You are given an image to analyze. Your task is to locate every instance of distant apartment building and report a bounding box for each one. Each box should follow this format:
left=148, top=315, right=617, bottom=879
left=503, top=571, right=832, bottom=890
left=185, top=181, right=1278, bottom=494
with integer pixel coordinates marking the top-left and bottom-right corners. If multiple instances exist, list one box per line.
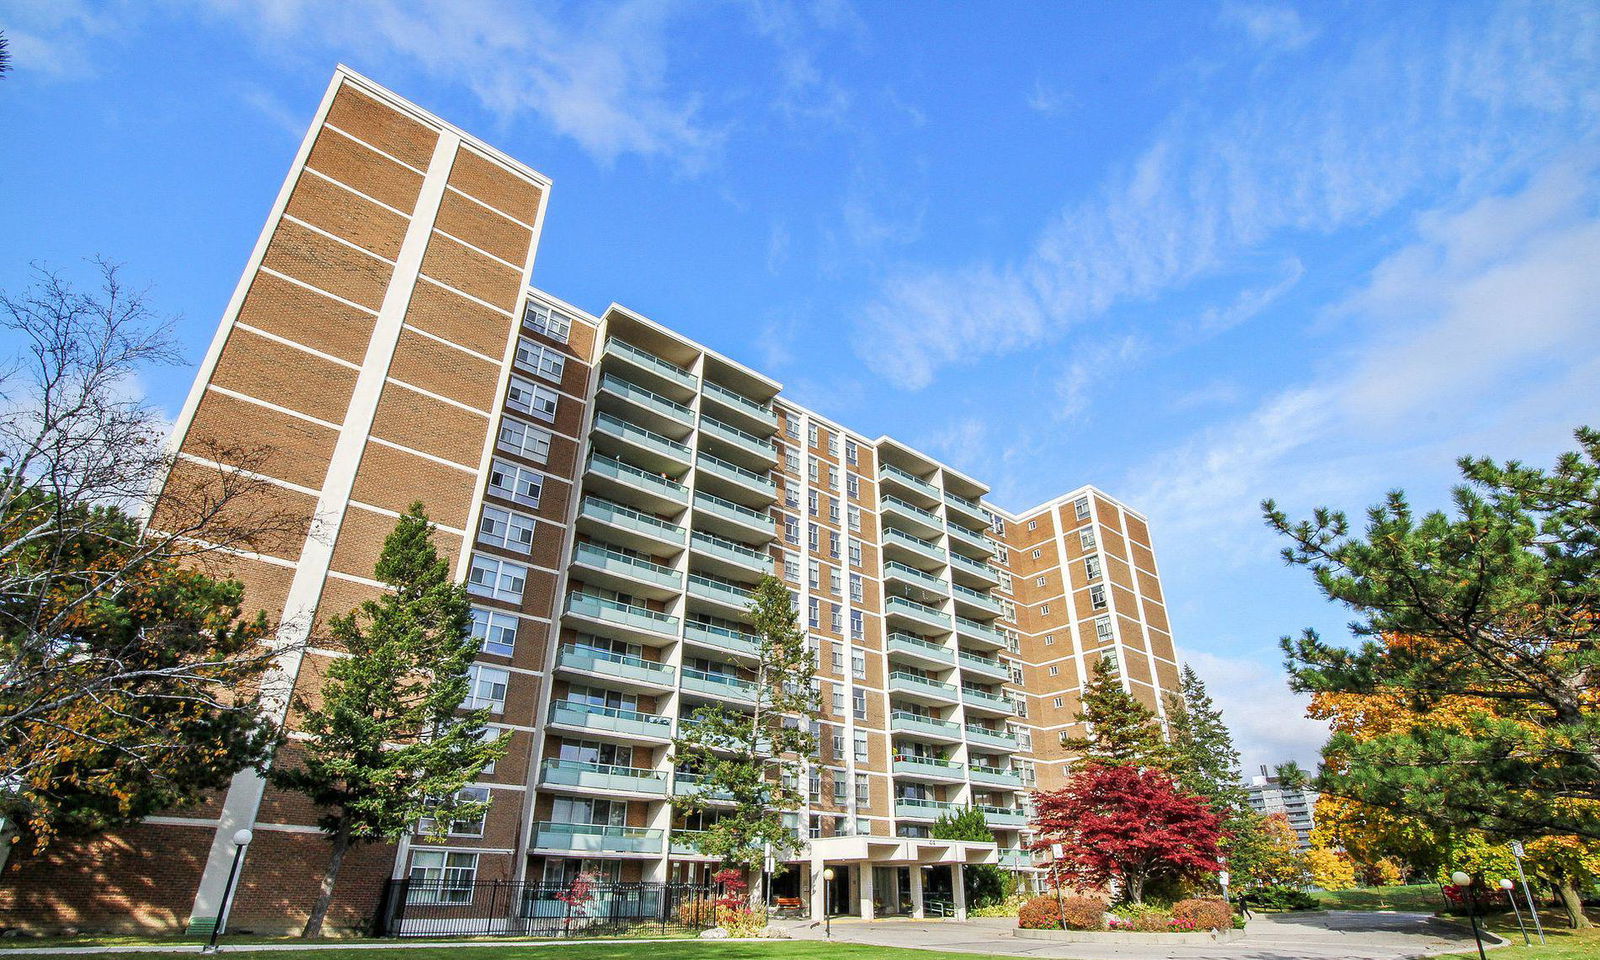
left=0, top=67, right=1181, bottom=933
left=1246, top=767, right=1319, bottom=848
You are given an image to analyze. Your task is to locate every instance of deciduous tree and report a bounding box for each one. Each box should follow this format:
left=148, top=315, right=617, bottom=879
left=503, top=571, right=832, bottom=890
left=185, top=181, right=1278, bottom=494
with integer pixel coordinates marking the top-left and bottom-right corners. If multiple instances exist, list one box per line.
left=931, top=805, right=1007, bottom=907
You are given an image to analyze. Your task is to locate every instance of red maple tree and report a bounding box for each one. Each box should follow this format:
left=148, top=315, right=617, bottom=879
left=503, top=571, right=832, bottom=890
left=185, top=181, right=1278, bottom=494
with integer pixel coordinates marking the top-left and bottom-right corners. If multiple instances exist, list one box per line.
left=1030, top=761, right=1224, bottom=903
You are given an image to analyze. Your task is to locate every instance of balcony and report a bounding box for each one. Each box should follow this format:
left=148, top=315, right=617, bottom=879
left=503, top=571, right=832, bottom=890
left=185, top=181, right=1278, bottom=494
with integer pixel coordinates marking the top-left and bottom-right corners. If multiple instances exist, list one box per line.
left=678, top=715, right=768, bottom=754
left=548, top=699, right=674, bottom=742
left=683, top=619, right=761, bottom=660
left=952, top=582, right=1002, bottom=618
left=946, top=522, right=995, bottom=560
left=892, top=754, right=966, bottom=782
left=886, top=596, right=952, bottom=632
left=603, top=338, right=696, bottom=396
left=555, top=644, right=675, bottom=691
left=948, top=550, right=1000, bottom=588
left=879, top=463, right=940, bottom=504
left=955, top=616, right=1008, bottom=650
left=564, top=592, right=679, bottom=645
left=944, top=492, right=989, bottom=531
left=882, top=527, right=945, bottom=570
left=962, top=685, right=1013, bottom=716
left=887, top=632, right=956, bottom=668
left=541, top=758, right=668, bottom=797
left=572, top=541, right=682, bottom=599
left=670, top=829, right=711, bottom=857
left=591, top=412, right=692, bottom=474
left=957, top=649, right=1009, bottom=682
left=978, top=805, right=1028, bottom=828
left=689, top=531, right=772, bottom=581
left=692, top=492, right=774, bottom=543
left=672, top=772, right=734, bottom=802
left=889, top=671, right=960, bottom=705
left=883, top=560, right=949, bottom=596
left=890, top=711, right=963, bottom=743
left=965, top=724, right=1019, bottom=751
left=701, top=380, right=778, bottom=433
left=895, top=797, right=958, bottom=821
left=881, top=495, right=943, bottom=539
left=997, top=848, right=1036, bottom=869
left=687, top=573, right=754, bottom=617
left=698, top=416, right=777, bottom=469
left=695, top=453, right=776, bottom=507
left=585, top=453, right=689, bottom=514
left=533, top=820, right=664, bottom=856
left=968, top=764, right=1024, bottom=789
left=577, top=496, right=687, bottom=554
left=596, top=372, right=694, bottom=435
left=681, top=667, right=758, bottom=704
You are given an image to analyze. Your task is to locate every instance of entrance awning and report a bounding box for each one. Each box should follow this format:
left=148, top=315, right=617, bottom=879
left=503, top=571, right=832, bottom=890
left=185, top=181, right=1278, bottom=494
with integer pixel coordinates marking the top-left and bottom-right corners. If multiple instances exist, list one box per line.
left=799, top=836, right=999, bottom=865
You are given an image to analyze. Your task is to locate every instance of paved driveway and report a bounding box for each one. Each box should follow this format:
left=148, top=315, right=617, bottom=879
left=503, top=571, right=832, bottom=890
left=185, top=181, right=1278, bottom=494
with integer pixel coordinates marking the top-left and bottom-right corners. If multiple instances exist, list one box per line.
left=778, top=911, right=1494, bottom=959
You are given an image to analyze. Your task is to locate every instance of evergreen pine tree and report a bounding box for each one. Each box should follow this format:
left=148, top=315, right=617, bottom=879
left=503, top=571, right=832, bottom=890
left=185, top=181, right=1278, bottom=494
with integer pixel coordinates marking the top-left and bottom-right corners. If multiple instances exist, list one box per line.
left=1163, top=666, right=1246, bottom=810
left=1059, top=655, right=1169, bottom=768
left=271, top=504, right=506, bottom=937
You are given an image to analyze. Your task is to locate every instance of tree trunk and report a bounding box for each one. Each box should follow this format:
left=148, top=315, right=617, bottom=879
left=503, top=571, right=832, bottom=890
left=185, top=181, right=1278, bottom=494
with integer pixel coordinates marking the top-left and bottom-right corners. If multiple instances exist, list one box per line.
left=1126, top=873, right=1144, bottom=905
left=302, top=825, right=352, bottom=938
left=1555, top=874, right=1591, bottom=929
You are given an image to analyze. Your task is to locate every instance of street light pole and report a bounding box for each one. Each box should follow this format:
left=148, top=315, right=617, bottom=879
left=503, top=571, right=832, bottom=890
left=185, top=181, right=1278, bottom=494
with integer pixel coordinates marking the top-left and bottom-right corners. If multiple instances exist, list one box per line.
left=822, top=867, right=835, bottom=939
left=203, top=829, right=254, bottom=954
left=1498, top=879, right=1531, bottom=946
left=1451, top=871, right=1488, bottom=960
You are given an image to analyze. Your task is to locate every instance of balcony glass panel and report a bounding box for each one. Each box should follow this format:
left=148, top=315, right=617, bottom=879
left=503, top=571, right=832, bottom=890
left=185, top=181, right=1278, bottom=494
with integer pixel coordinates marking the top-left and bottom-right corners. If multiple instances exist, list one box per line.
left=890, top=711, right=962, bottom=739
left=701, top=380, right=777, bottom=426
left=604, top=339, right=695, bottom=389
left=696, top=453, right=776, bottom=493
left=541, top=758, right=668, bottom=795
left=586, top=453, right=689, bottom=502
left=556, top=644, right=675, bottom=686
left=548, top=699, right=673, bottom=739
left=955, top=616, right=1007, bottom=647
left=895, top=797, right=958, bottom=819
left=683, top=619, right=760, bottom=657
left=889, top=671, right=959, bottom=700
left=533, top=820, right=664, bottom=855
left=883, top=561, right=949, bottom=593
left=593, top=412, right=691, bottom=460
left=892, top=754, right=965, bottom=778
left=598, top=373, right=694, bottom=424
left=573, top=541, right=682, bottom=589
left=879, top=463, right=939, bottom=498
left=977, top=805, right=1028, bottom=827
left=886, top=596, right=952, bottom=629
left=565, top=592, right=679, bottom=637
left=965, top=724, right=1020, bottom=750
left=579, top=497, right=687, bottom=544
left=681, top=667, right=758, bottom=702
left=690, top=531, right=772, bottom=573
left=887, top=632, right=956, bottom=665
left=968, top=764, right=1024, bottom=788
left=957, top=649, right=1008, bottom=679
left=699, top=416, right=777, bottom=459
left=688, top=573, right=754, bottom=609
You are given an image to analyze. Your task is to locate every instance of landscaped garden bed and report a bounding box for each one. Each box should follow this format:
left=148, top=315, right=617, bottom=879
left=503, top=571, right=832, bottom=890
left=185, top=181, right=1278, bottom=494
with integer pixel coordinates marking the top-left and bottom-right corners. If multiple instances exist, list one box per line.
left=1013, top=893, right=1243, bottom=940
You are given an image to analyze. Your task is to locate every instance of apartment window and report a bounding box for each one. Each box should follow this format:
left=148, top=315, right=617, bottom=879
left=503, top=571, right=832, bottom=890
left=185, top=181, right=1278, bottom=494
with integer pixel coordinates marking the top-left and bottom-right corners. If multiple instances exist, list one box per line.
left=995, top=545, right=1009, bottom=563
left=829, top=496, right=840, bottom=523
left=468, top=554, right=527, bottom=602
left=809, top=773, right=821, bottom=803
left=1090, top=585, right=1108, bottom=609
left=808, top=523, right=820, bottom=550
left=1043, top=634, right=1054, bottom=646
left=848, top=506, right=861, bottom=532
left=408, top=850, right=478, bottom=904
left=1079, top=528, right=1097, bottom=551
left=827, top=434, right=839, bottom=458
left=809, top=560, right=821, bottom=590
left=1035, top=576, right=1046, bottom=587
left=1041, top=604, right=1050, bottom=615
left=846, top=475, right=859, bottom=499
left=497, top=417, right=552, bottom=464
left=808, top=423, right=819, bottom=447
left=1010, top=665, right=1024, bottom=684
left=470, top=608, right=519, bottom=657
left=419, top=786, right=490, bottom=838
left=808, top=596, right=820, bottom=628
left=784, top=516, right=800, bottom=545
left=1018, top=732, right=1034, bottom=754
left=1048, top=665, right=1060, bottom=677
left=525, top=302, right=571, bottom=342
left=1074, top=496, right=1090, bottom=520
left=479, top=505, right=535, bottom=553
left=489, top=459, right=543, bottom=508
left=465, top=665, right=509, bottom=713
left=478, top=727, right=503, bottom=774
left=825, top=464, right=836, bottom=490
left=833, top=777, right=848, bottom=805
left=998, top=571, right=1013, bottom=593
left=850, top=574, right=864, bottom=602
left=990, top=515, right=1005, bottom=536
left=854, top=731, right=869, bottom=761
left=852, top=648, right=866, bottom=680
left=832, top=690, right=845, bottom=715
left=830, top=603, right=843, bottom=633
left=829, top=569, right=841, bottom=595
left=833, top=733, right=845, bottom=757
left=845, top=439, right=858, bottom=464
left=808, top=490, right=819, bottom=517
left=808, top=457, right=820, bottom=482
left=1085, top=556, right=1103, bottom=581
left=849, top=538, right=863, bottom=565
left=784, top=482, right=800, bottom=509
left=1027, top=520, right=1038, bottom=531
left=1014, top=698, right=1028, bottom=718
left=832, top=645, right=845, bottom=672
left=856, top=778, right=870, bottom=803
left=786, top=450, right=800, bottom=474
left=1031, top=549, right=1041, bottom=559
left=515, top=336, right=566, bottom=381
left=1095, top=616, right=1114, bottom=641
left=829, top=531, right=841, bottom=558
left=506, top=376, right=559, bottom=422
left=1052, top=697, right=1064, bottom=708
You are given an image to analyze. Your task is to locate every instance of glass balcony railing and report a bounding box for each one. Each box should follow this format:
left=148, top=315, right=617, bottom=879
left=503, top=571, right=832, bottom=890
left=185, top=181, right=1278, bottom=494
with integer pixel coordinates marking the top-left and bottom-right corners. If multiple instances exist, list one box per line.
left=962, top=686, right=1013, bottom=711
left=892, top=754, right=965, bottom=779
left=883, top=527, right=945, bottom=563
left=693, top=491, right=773, bottom=536
left=895, top=797, right=958, bottom=819
left=952, top=582, right=1002, bottom=614
left=672, top=772, right=734, bottom=801
left=598, top=373, right=694, bottom=425
left=683, top=619, right=761, bottom=657
left=556, top=644, right=675, bottom=686
left=997, top=848, right=1035, bottom=869
left=957, top=649, right=1009, bottom=680
left=968, top=764, right=1024, bottom=789
left=690, top=531, right=772, bottom=574
left=889, top=671, right=960, bottom=701
left=687, top=573, right=753, bottom=610
left=533, top=820, right=664, bottom=855
left=593, top=412, right=692, bottom=462
left=965, top=724, right=1020, bottom=750
left=879, top=463, right=939, bottom=499
left=887, top=632, right=956, bottom=665
left=548, top=699, right=673, bottom=740
left=565, top=592, right=679, bottom=637
left=946, top=522, right=995, bottom=557
left=883, top=561, right=949, bottom=594
left=882, top=494, right=942, bottom=527
left=890, top=711, right=962, bottom=739
left=701, top=380, right=777, bottom=428
left=541, top=758, right=668, bottom=795
left=699, top=416, right=777, bottom=460
left=585, top=453, right=689, bottom=503
left=579, top=496, right=687, bottom=544
left=696, top=453, right=776, bottom=495
left=681, top=667, right=758, bottom=702
left=573, top=541, right=682, bottom=590
left=670, top=828, right=709, bottom=856
left=977, top=804, right=1028, bottom=827
left=948, top=550, right=999, bottom=581
left=955, top=616, right=1007, bottom=647
left=604, top=338, right=696, bottom=390
left=886, top=595, right=952, bottom=629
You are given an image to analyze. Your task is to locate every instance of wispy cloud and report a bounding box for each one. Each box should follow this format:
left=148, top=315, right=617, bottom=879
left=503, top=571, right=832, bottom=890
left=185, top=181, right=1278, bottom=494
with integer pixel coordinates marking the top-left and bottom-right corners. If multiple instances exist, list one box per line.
left=1027, top=77, right=1073, bottom=117
left=1218, top=2, right=1319, bottom=52
left=1181, top=650, right=1329, bottom=773
left=856, top=2, right=1600, bottom=389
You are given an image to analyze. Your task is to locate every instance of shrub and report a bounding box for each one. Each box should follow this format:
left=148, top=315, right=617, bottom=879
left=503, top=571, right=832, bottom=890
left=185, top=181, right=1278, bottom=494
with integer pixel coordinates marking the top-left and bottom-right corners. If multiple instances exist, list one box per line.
left=1171, top=898, right=1232, bottom=930
left=1111, top=903, right=1171, bottom=932
left=972, top=894, right=1028, bottom=918
left=1249, top=885, right=1318, bottom=911
left=1058, top=896, right=1106, bottom=930
left=1017, top=895, right=1063, bottom=929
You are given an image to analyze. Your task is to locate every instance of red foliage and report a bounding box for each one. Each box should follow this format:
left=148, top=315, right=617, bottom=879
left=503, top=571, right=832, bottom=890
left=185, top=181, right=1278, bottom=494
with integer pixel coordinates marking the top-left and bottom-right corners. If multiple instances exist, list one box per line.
left=1029, top=762, right=1224, bottom=902
left=713, top=867, right=748, bottom=909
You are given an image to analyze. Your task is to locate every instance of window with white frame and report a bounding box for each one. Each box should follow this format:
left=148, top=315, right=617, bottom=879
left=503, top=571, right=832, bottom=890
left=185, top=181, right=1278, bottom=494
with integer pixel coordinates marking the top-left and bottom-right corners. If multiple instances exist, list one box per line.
left=418, top=786, right=491, bottom=837
left=808, top=523, right=820, bottom=550
left=786, top=450, right=800, bottom=474
left=407, top=850, right=478, bottom=904
left=1010, top=665, right=1025, bottom=684
left=827, top=434, right=839, bottom=458
left=852, top=648, right=866, bottom=680
left=785, top=415, right=800, bottom=440
left=808, top=596, right=820, bottom=628
left=854, top=730, right=869, bottom=761
left=515, top=337, right=566, bottom=382
left=506, top=376, right=559, bottom=422
left=1090, top=584, right=1108, bottom=609
left=525, top=302, right=571, bottom=342
left=829, top=496, right=840, bottom=522
left=488, top=459, right=543, bottom=508
left=829, top=568, right=841, bottom=595
left=808, top=489, right=819, bottom=517
left=832, top=689, right=845, bottom=715
left=848, top=506, right=861, bottom=532
left=471, top=607, right=519, bottom=657
left=1052, top=696, right=1064, bottom=708
left=829, top=531, right=840, bottom=558
left=1035, top=576, right=1046, bottom=587
left=465, top=664, right=509, bottom=713
left=1085, top=555, right=1102, bottom=581
left=830, top=603, right=842, bottom=632
left=808, top=457, right=820, bottom=482
left=849, top=608, right=863, bottom=637
left=845, top=439, right=858, bottom=464
left=1074, top=496, right=1090, bottom=520
left=808, top=423, right=819, bottom=447
left=846, top=475, right=859, bottom=499
left=1095, top=616, right=1114, bottom=641
left=784, top=552, right=800, bottom=583
left=809, top=559, right=822, bottom=590
left=478, top=726, right=503, bottom=774
left=468, top=554, right=527, bottom=602
left=990, top=514, right=1005, bottom=535
left=855, top=777, right=870, bottom=803
left=997, top=571, right=1013, bottom=593
left=1040, top=603, right=1050, bottom=615
left=1079, top=528, right=1097, bottom=551
left=1048, top=665, right=1059, bottom=676
left=850, top=573, right=863, bottom=602
left=479, top=505, right=535, bottom=553
left=1031, top=548, right=1041, bottom=559
left=831, top=645, right=845, bottom=672
left=784, top=516, right=800, bottom=545
left=497, top=417, right=552, bottom=464
left=1013, top=698, right=1028, bottom=718
left=1027, top=520, right=1038, bottom=531
left=1043, top=634, right=1054, bottom=646
left=833, top=776, right=848, bottom=804
left=995, top=545, right=1009, bottom=563
left=848, top=538, right=862, bottom=565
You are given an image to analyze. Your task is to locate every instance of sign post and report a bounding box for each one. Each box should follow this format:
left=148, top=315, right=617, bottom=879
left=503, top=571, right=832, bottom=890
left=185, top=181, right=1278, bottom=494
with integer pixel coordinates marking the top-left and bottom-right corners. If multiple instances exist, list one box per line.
left=1509, top=841, right=1545, bottom=944
left=1051, top=843, right=1065, bottom=930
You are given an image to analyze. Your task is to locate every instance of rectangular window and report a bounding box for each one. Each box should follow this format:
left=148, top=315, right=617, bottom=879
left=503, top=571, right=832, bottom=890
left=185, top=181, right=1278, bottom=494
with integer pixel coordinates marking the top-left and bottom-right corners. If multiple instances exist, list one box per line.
left=785, top=416, right=800, bottom=440
left=808, top=523, right=820, bottom=551
left=497, top=417, right=552, bottom=464
left=829, top=496, right=840, bottom=522
left=848, top=506, right=861, bottom=532
left=848, top=538, right=862, bottom=565
left=998, top=571, right=1013, bottom=593
left=830, top=603, right=842, bottom=633
left=785, top=450, right=800, bottom=474
left=850, top=574, right=864, bottom=602
left=1027, top=520, right=1038, bottom=531
left=1031, top=549, right=1041, bottom=559
left=832, top=689, right=845, bottom=714
left=832, top=776, right=848, bottom=804
left=1014, top=698, right=1028, bottom=718
left=479, top=505, right=535, bottom=553
left=506, top=375, right=559, bottom=422
left=1048, top=665, right=1060, bottom=677
left=468, top=554, right=527, bottom=602
left=808, top=457, right=820, bottom=482
left=828, top=531, right=841, bottom=558
left=854, top=730, right=869, bottom=761
left=990, top=515, right=1005, bottom=536
left=1035, top=576, right=1046, bottom=587
left=829, top=569, right=841, bottom=596
left=515, top=336, right=566, bottom=382
left=784, top=516, right=800, bottom=545
left=1085, top=555, right=1102, bottom=581
left=1095, top=616, right=1114, bottom=641
left=845, top=439, right=858, bottom=464
left=1074, top=496, right=1091, bottom=520
left=407, top=850, right=479, bottom=904
left=808, top=423, right=819, bottom=447
left=1010, top=665, right=1024, bottom=684
left=465, top=664, right=509, bottom=713
left=808, top=489, right=819, bottom=517
left=809, top=773, right=821, bottom=803
left=525, top=302, right=571, bottom=342
left=419, top=786, right=491, bottom=837
left=856, top=778, right=870, bottom=803
left=995, top=545, right=1009, bottom=563
left=809, top=560, right=822, bottom=590
left=470, top=608, right=519, bottom=657
left=784, top=552, right=800, bottom=583
left=1079, top=528, right=1097, bottom=551
left=1041, top=603, right=1050, bottom=615
left=852, top=648, right=866, bottom=680
left=489, top=459, right=543, bottom=508
left=846, top=475, right=860, bottom=499
left=783, top=481, right=799, bottom=510
left=827, top=434, right=839, bottom=458
left=1090, top=584, right=1108, bottom=609
left=1043, top=634, right=1054, bottom=646
left=833, top=733, right=845, bottom=757
left=831, top=646, right=844, bottom=672
left=1052, top=697, right=1064, bottom=708
left=808, top=596, right=820, bottom=628
left=849, top=608, right=863, bottom=636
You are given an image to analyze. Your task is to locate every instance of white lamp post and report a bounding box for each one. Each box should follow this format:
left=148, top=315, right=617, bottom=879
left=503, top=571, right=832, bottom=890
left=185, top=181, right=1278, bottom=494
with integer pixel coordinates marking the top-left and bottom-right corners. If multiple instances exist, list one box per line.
left=1451, top=871, right=1488, bottom=960
left=822, top=867, right=835, bottom=938
left=204, top=829, right=254, bottom=953
left=1499, top=878, right=1530, bottom=945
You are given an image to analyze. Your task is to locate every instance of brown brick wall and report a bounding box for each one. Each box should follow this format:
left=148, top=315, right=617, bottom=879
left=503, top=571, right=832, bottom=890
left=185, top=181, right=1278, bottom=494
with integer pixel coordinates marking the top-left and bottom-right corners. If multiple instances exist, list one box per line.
left=435, top=189, right=532, bottom=265
left=209, top=327, right=360, bottom=425
left=368, top=383, right=490, bottom=468
left=235, top=273, right=378, bottom=365
left=386, top=328, right=500, bottom=412
left=403, top=279, right=514, bottom=357
left=227, top=831, right=396, bottom=935
left=181, top=392, right=338, bottom=491
left=305, top=127, right=424, bottom=214
left=324, top=85, right=437, bottom=171
left=330, top=504, right=465, bottom=583
left=419, top=232, right=522, bottom=311
left=283, top=172, right=408, bottom=261
left=446, top=147, right=543, bottom=225
left=261, top=220, right=393, bottom=312
left=349, top=444, right=478, bottom=529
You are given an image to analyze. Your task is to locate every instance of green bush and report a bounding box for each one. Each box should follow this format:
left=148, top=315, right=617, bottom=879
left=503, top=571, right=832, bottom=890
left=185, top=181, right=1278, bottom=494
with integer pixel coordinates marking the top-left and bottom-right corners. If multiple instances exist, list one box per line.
left=1110, top=903, right=1171, bottom=931
left=1171, top=898, right=1232, bottom=930
left=1248, top=885, right=1319, bottom=911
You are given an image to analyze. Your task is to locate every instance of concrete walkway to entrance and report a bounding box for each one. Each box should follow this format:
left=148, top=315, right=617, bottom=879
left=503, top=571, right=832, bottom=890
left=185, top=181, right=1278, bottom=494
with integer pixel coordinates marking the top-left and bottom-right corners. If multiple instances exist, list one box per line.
left=776, top=911, right=1496, bottom=959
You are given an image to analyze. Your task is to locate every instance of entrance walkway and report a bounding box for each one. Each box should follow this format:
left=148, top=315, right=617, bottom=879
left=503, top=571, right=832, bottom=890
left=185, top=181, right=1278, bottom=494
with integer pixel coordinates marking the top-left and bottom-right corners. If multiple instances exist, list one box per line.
left=776, top=911, right=1496, bottom=959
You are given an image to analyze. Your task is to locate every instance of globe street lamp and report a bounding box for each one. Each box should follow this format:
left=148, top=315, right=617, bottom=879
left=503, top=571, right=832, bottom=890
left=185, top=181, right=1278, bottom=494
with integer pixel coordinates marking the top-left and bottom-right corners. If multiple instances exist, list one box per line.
left=1499, top=879, right=1531, bottom=945
left=204, top=829, right=254, bottom=953
left=822, top=868, right=835, bottom=939
left=1451, top=871, right=1488, bottom=960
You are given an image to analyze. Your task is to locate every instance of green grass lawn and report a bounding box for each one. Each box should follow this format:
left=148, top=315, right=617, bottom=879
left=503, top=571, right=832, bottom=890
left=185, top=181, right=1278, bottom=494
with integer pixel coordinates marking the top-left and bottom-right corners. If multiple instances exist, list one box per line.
left=1312, top=883, right=1446, bottom=912
left=25, top=946, right=1015, bottom=960
left=1435, top=908, right=1600, bottom=960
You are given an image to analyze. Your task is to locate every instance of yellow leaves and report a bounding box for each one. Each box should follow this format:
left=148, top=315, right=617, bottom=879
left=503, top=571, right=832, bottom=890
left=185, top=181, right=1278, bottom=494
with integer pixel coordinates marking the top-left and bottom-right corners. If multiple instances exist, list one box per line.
left=1306, top=847, right=1358, bottom=890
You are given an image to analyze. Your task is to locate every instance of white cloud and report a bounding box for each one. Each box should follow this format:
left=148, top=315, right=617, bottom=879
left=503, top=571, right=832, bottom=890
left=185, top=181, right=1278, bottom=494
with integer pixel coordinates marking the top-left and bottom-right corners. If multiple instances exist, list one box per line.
left=1218, top=2, right=1319, bottom=52
left=856, top=3, right=1600, bottom=389
left=1180, top=650, right=1329, bottom=774
left=1028, top=77, right=1073, bottom=117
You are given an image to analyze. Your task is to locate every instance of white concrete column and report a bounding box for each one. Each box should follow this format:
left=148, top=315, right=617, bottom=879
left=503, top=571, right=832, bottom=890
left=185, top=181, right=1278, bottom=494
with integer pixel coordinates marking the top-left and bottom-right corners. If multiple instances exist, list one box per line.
left=909, top=865, right=925, bottom=919
left=858, top=862, right=875, bottom=920
left=952, top=864, right=967, bottom=921
left=809, top=856, right=826, bottom=920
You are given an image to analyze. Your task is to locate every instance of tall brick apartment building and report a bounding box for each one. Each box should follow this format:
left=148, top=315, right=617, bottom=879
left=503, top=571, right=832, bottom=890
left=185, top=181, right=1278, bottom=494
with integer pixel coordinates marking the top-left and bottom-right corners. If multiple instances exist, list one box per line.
left=1, top=67, right=1180, bottom=933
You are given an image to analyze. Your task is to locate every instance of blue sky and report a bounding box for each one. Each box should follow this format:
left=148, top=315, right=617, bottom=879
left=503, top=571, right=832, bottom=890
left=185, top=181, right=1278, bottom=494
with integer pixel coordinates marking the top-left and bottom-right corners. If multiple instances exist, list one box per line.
left=4, top=0, right=1599, bottom=774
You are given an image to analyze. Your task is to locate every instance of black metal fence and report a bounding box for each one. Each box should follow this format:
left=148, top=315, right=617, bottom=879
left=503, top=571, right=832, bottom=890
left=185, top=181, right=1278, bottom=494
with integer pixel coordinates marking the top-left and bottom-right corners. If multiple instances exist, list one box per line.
left=376, top=879, right=721, bottom=938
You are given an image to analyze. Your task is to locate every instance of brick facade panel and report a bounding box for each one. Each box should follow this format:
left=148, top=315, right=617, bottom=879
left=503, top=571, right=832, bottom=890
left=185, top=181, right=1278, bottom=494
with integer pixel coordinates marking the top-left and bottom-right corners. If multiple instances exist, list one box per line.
left=446, top=147, right=543, bottom=226
left=330, top=504, right=463, bottom=583
left=210, top=328, right=360, bottom=426
left=182, top=392, right=337, bottom=492
left=325, top=85, right=438, bottom=171
left=153, top=460, right=317, bottom=563
left=261, top=219, right=393, bottom=312
left=419, top=233, right=522, bottom=312
left=403, top=279, right=514, bottom=358
left=227, top=830, right=396, bottom=935
left=236, top=273, right=378, bottom=365
left=435, top=188, right=532, bottom=266
left=305, top=127, right=424, bottom=214
left=369, top=384, right=491, bottom=468
left=350, top=444, right=478, bottom=531
left=284, top=171, right=408, bottom=261
left=386, top=328, right=500, bottom=412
